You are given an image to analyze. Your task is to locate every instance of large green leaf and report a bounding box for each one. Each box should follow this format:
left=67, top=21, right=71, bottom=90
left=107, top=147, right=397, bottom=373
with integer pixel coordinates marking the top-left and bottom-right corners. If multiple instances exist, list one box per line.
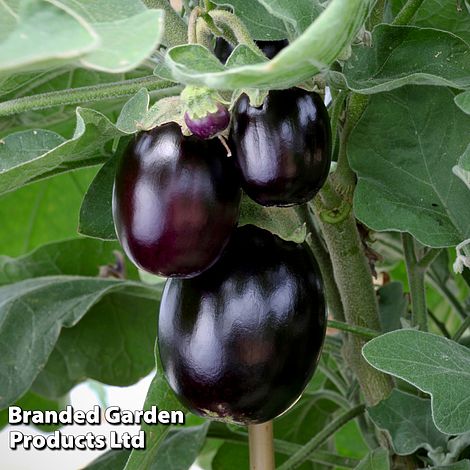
left=0, top=237, right=138, bottom=284
left=339, top=25, right=470, bottom=94
left=210, top=0, right=288, bottom=40
left=0, top=0, right=97, bottom=73
left=354, top=449, right=390, bottom=470
left=164, top=0, right=373, bottom=90
left=32, top=290, right=159, bottom=397
left=377, top=282, right=408, bottom=332
left=0, top=0, right=163, bottom=74
left=148, top=423, right=210, bottom=470
left=368, top=389, right=448, bottom=455
left=0, top=167, right=97, bottom=256
left=0, top=107, right=125, bottom=196
left=86, top=449, right=131, bottom=470
left=255, top=0, right=324, bottom=36
left=391, top=0, right=470, bottom=43
left=0, top=275, right=159, bottom=409
left=363, top=330, right=470, bottom=434
left=350, top=86, right=470, bottom=247
left=124, top=373, right=187, bottom=470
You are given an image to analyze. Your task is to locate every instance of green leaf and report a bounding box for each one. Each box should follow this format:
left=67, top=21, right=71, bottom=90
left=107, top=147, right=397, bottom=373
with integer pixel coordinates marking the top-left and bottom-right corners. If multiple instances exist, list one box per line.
left=339, top=25, right=470, bottom=94
left=255, top=0, right=324, bottom=36
left=455, top=91, right=470, bottom=115
left=362, top=330, right=470, bottom=434
left=392, top=0, right=470, bottom=44
left=368, top=389, right=448, bottom=455
left=0, top=0, right=98, bottom=74
left=0, top=275, right=158, bottom=409
left=85, top=449, right=131, bottom=469
left=354, top=448, right=390, bottom=470
left=0, top=237, right=138, bottom=284
left=79, top=158, right=119, bottom=240
left=0, top=390, right=68, bottom=432
left=0, top=167, right=97, bottom=256
left=350, top=86, right=470, bottom=247
left=165, top=0, right=373, bottom=90
left=149, top=423, right=210, bottom=470
left=32, top=289, right=160, bottom=397
left=0, top=107, right=125, bottom=196
left=124, top=373, right=187, bottom=470
left=0, top=0, right=164, bottom=74
left=239, top=196, right=306, bottom=243
left=452, top=144, right=470, bottom=193
left=210, top=0, right=288, bottom=40
left=378, top=282, right=408, bottom=332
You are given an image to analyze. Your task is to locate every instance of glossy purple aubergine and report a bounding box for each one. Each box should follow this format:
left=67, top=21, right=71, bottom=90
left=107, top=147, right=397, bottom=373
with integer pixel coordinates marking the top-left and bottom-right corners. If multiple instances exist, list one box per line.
left=158, top=224, right=327, bottom=424
left=112, top=122, right=241, bottom=278
left=184, top=102, right=230, bottom=139
left=230, top=88, right=332, bottom=207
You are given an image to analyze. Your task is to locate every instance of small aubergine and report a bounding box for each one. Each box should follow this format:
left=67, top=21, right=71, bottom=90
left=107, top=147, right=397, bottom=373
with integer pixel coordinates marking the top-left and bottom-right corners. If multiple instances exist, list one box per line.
left=230, top=88, right=332, bottom=207
left=112, top=122, right=241, bottom=278
left=158, top=224, right=327, bottom=424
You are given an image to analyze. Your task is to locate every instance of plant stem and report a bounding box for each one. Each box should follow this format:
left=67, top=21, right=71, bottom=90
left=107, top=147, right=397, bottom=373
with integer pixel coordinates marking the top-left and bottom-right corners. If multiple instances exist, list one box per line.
left=277, top=404, right=366, bottom=470
left=402, top=233, right=428, bottom=331
left=392, top=0, right=425, bottom=26
left=417, top=248, right=442, bottom=270
left=248, top=422, right=275, bottom=470
left=313, top=197, right=393, bottom=406
left=327, top=320, right=379, bottom=340
left=0, top=78, right=181, bottom=117
left=453, top=315, right=470, bottom=341
left=142, top=0, right=187, bottom=46
left=427, top=309, right=451, bottom=338
left=296, top=204, right=345, bottom=322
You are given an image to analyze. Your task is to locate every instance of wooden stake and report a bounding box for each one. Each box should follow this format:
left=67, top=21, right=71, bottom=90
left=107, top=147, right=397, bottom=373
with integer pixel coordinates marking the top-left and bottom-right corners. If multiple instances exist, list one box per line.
left=248, top=421, right=275, bottom=470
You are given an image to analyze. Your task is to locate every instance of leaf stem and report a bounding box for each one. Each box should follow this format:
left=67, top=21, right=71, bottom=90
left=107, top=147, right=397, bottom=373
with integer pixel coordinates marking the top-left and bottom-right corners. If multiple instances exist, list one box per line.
left=453, top=315, right=470, bottom=341
left=0, top=78, right=182, bottom=117
left=277, top=404, right=366, bottom=470
left=327, top=320, right=379, bottom=339
left=402, top=233, right=428, bottom=331
left=417, top=248, right=442, bottom=270
left=392, top=0, right=425, bottom=26
left=296, top=204, right=345, bottom=322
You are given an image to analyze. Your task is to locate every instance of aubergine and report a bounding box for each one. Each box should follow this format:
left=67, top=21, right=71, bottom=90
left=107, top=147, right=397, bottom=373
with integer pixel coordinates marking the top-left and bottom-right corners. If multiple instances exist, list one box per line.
left=158, top=224, right=326, bottom=424
left=230, top=88, right=332, bottom=207
left=112, top=122, right=241, bottom=278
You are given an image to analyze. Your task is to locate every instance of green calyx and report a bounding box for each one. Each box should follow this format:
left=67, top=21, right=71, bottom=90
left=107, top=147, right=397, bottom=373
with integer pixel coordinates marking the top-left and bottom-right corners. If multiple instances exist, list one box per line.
left=181, top=85, right=224, bottom=119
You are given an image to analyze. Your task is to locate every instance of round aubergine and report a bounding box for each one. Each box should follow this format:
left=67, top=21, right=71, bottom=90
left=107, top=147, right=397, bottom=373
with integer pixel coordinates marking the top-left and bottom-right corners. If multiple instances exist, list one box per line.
left=230, top=88, right=332, bottom=207
left=158, top=224, right=326, bottom=424
left=214, top=38, right=288, bottom=64
left=112, top=122, right=241, bottom=278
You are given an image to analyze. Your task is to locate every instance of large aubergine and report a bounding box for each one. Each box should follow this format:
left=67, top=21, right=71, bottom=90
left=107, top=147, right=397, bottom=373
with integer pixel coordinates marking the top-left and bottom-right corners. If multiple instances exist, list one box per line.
left=112, top=122, right=241, bottom=278
left=158, top=225, right=326, bottom=424
left=230, top=88, right=331, bottom=207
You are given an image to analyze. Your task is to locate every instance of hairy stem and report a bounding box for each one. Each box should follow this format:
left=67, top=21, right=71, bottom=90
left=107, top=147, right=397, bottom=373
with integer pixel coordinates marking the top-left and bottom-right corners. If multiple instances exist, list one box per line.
left=142, top=0, right=187, bottom=46
left=296, top=204, right=345, bottom=322
left=402, top=233, right=428, bottom=331
left=313, top=202, right=393, bottom=405
left=392, top=0, right=425, bottom=26
left=277, top=404, right=366, bottom=470
left=0, top=78, right=181, bottom=117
